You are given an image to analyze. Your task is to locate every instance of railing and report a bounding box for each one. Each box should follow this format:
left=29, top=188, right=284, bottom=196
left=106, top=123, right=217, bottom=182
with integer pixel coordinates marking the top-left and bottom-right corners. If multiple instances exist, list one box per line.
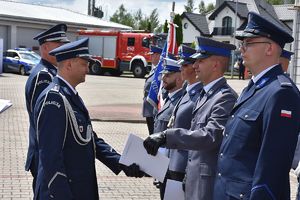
left=212, top=27, right=234, bottom=36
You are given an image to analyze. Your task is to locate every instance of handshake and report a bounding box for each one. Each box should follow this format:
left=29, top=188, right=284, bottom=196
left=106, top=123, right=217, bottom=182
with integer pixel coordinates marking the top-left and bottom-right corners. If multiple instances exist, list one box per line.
left=118, top=131, right=167, bottom=178
left=119, top=163, right=144, bottom=178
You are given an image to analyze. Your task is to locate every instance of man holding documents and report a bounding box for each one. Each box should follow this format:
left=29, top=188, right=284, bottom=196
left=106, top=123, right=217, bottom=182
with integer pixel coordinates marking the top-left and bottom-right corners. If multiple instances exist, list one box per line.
left=153, top=57, right=184, bottom=199
left=162, top=44, right=202, bottom=199
left=33, top=38, right=143, bottom=200
left=144, top=37, right=237, bottom=200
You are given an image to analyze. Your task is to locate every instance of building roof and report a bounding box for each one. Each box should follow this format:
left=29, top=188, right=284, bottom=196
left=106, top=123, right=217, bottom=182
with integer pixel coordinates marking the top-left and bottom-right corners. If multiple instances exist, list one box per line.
left=181, top=12, right=210, bottom=36
left=273, top=4, right=295, bottom=21
left=209, top=1, right=249, bottom=20
left=209, top=0, right=292, bottom=33
left=0, top=0, right=131, bottom=30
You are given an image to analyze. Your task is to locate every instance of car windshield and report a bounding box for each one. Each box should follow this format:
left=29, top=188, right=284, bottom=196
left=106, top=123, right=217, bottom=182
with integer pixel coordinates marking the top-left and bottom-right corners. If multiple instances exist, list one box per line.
left=19, top=52, right=40, bottom=62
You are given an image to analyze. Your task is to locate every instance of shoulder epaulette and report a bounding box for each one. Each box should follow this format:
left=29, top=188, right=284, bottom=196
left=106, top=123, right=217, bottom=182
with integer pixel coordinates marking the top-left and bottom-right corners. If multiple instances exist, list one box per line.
left=277, top=74, right=293, bottom=87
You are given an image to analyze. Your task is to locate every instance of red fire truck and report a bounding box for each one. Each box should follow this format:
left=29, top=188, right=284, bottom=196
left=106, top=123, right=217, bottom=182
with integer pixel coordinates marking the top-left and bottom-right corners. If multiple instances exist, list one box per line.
left=78, top=30, right=162, bottom=78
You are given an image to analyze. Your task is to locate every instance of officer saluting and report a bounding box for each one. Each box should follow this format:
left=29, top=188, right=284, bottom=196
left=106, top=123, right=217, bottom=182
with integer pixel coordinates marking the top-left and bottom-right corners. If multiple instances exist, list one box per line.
left=25, top=24, right=70, bottom=192
left=214, top=12, right=300, bottom=200
left=34, top=38, right=143, bottom=200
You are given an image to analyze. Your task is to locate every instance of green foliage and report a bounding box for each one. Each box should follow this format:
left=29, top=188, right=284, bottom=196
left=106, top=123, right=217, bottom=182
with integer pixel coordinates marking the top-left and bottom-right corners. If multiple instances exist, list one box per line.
left=163, top=20, right=169, bottom=33
left=111, top=6, right=160, bottom=32
left=174, top=14, right=183, bottom=46
left=184, top=0, right=195, bottom=13
left=149, top=9, right=160, bottom=32
left=206, top=3, right=215, bottom=13
left=198, top=0, right=215, bottom=14
left=147, top=21, right=152, bottom=32
left=198, top=1, right=206, bottom=14
left=266, top=0, right=284, bottom=4
left=110, top=4, right=135, bottom=27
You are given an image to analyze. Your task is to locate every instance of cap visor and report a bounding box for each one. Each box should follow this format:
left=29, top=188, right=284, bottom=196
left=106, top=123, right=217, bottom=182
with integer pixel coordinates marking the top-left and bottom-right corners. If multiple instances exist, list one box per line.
left=191, top=53, right=210, bottom=59
left=235, top=31, right=259, bottom=40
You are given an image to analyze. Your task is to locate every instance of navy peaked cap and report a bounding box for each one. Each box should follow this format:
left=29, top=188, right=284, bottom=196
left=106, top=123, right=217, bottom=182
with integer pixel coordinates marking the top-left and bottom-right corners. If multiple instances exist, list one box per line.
left=161, top=58, right=181, bottom=74
left=34, top=24, right=69, bottom=45
left=191, top=37, right=236, bottom=59
left=49, top=38, right=94, bottom=62
left=281, top=49, right=294, bottom=60
left=149, top=45, right=163, bottom=54
left=235, top=12, right=294, bottom=48
left=177, top=45, right=196, bottom=65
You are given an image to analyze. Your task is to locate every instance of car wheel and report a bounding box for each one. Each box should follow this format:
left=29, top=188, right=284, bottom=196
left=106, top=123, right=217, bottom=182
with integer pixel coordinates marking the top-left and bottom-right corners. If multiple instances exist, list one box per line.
left=19, top=66, right=26, bottom=76
left=132, top=62, right=146, bottom=78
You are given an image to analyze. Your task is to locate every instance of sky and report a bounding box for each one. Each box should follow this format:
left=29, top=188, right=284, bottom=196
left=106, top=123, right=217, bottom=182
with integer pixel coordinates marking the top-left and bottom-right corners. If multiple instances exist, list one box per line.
left=15, top=0, right=216, bottom=24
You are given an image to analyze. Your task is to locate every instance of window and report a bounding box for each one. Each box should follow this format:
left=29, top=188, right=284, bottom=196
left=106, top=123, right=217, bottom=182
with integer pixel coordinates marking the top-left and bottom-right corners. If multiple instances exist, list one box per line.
left=127, top=38, right=135, bottom=46
left=184, top=23, right=188, bottom=29
left=222, top=16, right=233, bottom=35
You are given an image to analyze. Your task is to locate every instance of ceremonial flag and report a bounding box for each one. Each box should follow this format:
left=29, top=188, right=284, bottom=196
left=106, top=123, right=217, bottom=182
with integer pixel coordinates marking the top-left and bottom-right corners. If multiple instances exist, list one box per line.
left=147, top=22, right=178, bottom=110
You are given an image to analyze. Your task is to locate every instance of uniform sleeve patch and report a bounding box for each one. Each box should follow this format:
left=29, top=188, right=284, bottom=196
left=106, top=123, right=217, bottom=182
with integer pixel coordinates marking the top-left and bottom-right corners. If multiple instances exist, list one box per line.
left=280, top=109, right=292, bottom=118
left=44, top=100, right=61, bottom=109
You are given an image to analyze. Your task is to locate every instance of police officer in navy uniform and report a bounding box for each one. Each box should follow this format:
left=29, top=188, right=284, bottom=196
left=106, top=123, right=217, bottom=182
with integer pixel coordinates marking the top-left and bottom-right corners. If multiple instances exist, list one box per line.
left=143, top=45, right=162, bottom=135
left=213, top=12, right=300, bottom=200
left=144, top=37, right=237, bottom=200
left=280, top=49, right=294, bottom=73
left=24, top=24, right=70, bottom=191
left=33, top=38, right=143, bottom=200
left=153, top=57, right=184, bottom=199
left=163, top=44, right=202, bottom=196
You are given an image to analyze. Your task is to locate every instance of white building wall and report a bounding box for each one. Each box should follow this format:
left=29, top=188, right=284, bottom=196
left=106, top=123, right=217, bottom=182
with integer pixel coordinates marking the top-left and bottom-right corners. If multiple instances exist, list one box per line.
left=214, top=7, right=242, bottom=28
left=182, top=18, right=200, bottom=44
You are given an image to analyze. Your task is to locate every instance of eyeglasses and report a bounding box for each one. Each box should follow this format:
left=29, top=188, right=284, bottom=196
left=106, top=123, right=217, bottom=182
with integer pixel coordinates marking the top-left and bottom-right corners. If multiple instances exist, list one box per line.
left=239, top=41, right=271, bottom=50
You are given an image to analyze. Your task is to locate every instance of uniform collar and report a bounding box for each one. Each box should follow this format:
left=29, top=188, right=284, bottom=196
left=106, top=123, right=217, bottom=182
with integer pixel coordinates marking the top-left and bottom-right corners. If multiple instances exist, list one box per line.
left=203, top=77, right=223, bottom=93
left=252, top=64, right=277, bottom=84
left=56, top=75, right=77, bottom=95
left=168, top=89, right=182, bottom=101
left=41, top=58, right=57, bottom=72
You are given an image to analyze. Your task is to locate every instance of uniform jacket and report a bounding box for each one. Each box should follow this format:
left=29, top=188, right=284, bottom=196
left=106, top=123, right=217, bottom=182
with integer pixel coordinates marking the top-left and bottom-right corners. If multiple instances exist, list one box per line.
left=33, top=77, right=121, bottom=200
left=165, top=77, right=237, bottom=200
left=142, top=71, right=156, bottom=117
left=168, top=82, right=202, bottom=173
left=25, top=59, right=57, bottom=175
left=214, top=65, right=300, bottom=200
left=153, top=89, right=183, bottom=134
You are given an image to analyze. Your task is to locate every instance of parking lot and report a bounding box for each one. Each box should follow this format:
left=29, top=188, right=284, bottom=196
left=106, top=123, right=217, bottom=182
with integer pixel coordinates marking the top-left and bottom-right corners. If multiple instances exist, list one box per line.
left=0, top=72, right=298, bottom=199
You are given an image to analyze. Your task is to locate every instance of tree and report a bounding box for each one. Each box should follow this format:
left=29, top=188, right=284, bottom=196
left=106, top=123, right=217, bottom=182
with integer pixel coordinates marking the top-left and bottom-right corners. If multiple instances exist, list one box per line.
left=110, top=4, right=135, bottom=27
left=134, top=9, right=143, bottom=29
left=173, top=14, right=183, bottom=46
left=199, top=1, right=215, bottom=14
left=198, top=1, right=206, bottom=14
left=206, top=3, right=215, bottom=13
left=149, top=9, right=160, bottom=32
left=163, top=20, right=169, bottom=33
left=147, top=21, right=152, bottom=32
left=184, top=0, right=195, bottom=13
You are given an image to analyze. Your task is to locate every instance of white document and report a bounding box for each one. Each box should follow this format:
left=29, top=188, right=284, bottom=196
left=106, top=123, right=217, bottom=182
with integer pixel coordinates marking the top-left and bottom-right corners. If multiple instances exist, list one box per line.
left=0, top=99, right=12, bottom=113
left=119, top=133, right=170, bottom=182
left=164, top=179, right=185, bottom=200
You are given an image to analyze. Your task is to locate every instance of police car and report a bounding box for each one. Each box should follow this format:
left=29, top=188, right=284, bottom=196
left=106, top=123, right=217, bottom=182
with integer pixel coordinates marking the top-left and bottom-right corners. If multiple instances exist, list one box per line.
left=3, top=48, right=41, bottom=75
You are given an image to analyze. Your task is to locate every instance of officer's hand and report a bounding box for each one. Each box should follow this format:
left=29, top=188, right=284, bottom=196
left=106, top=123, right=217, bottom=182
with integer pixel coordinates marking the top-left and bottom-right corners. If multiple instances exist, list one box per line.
left=143, top=132, right=166, bottom=156
left=120, top=163, right=144, bottom=178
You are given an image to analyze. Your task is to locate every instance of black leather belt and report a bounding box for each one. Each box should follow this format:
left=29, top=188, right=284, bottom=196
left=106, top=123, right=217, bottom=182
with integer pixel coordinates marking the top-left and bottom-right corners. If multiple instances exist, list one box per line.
left=166, top=170, right=185, bottom=182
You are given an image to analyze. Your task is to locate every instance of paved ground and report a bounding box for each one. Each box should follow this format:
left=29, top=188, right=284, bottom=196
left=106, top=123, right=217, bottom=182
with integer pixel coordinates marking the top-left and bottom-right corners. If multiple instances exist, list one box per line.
left=0, top=72, right=298, bottom=199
